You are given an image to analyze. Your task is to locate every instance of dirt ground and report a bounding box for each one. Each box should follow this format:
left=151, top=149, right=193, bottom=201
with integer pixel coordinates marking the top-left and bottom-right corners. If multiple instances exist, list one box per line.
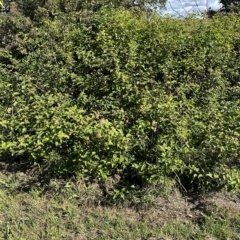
left=0, top=160, right=240, bottom=224
left=139, top=191, right=240, bottom=224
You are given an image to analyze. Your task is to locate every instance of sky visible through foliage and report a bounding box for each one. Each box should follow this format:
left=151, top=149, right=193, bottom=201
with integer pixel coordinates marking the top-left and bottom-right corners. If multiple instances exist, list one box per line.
left=161, top=0, right=222, bottom=16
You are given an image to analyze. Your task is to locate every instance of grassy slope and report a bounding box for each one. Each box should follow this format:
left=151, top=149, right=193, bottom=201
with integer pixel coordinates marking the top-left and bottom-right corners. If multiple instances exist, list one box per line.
left=0, top=163, right=239, bottom=240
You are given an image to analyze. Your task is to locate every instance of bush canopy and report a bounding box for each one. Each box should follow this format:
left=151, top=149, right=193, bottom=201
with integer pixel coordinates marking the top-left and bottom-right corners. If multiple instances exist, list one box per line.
left=0, top=3, right=240, bottom=196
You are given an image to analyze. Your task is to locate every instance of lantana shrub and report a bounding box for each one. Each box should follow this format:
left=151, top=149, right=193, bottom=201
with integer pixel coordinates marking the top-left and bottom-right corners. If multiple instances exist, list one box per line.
left=0, top=6, right=239, bottom=194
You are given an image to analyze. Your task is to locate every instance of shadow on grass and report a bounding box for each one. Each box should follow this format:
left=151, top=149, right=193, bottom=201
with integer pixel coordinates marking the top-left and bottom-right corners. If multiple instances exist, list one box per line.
left=0, top=159, right=73, bottom=195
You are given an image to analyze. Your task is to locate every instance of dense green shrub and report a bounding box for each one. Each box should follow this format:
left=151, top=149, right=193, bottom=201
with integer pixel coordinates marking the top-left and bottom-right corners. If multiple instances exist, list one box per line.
left=0, top=6, right=240, bottom=195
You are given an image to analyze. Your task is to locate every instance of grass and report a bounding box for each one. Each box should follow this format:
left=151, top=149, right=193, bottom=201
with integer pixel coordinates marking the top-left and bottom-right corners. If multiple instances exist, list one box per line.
left=0, top=167, right=240, bottom=240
